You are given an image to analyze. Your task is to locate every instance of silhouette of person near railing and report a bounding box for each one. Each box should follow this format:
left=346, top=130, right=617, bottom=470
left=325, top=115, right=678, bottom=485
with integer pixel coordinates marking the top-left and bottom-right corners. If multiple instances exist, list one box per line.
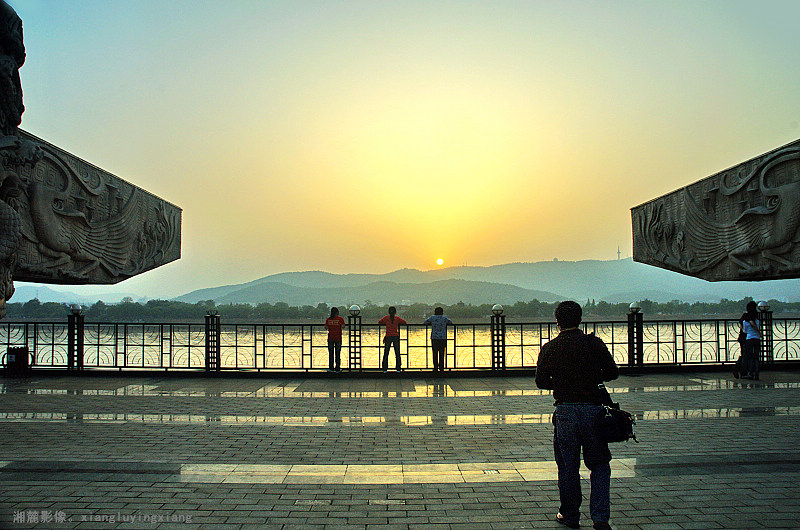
left=735, top=300, right=761, bottom=380
left=424, top=306, right=453, bottom=372
left=324, top=307, right=345, bottom=372
left=378, top=306, right=406, bottom=372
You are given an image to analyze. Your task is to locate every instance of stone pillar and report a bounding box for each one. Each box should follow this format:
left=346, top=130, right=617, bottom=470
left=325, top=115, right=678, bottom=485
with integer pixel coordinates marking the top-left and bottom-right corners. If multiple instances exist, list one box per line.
left=205, top=311, right=220, bottom=372
left=627, top=303, right=643, bottom=368
left=67, top=306, right=84, bottom=371
left=490, top=304, right=506, bottom=370
left=347, top=305, right=362, bottom=371
left=758, top=302, right=774, bottom=365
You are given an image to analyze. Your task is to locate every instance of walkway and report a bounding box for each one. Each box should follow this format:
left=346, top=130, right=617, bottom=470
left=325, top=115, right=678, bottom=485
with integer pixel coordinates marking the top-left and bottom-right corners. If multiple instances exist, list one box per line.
left=1, top=370, right=799, bottom=528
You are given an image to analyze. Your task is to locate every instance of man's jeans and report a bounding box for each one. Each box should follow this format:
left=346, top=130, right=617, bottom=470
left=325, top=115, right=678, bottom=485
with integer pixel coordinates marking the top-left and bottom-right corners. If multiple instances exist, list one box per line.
left=431, top=338, right=447, bottom=371
left=553, top=403, right=612, bottom=525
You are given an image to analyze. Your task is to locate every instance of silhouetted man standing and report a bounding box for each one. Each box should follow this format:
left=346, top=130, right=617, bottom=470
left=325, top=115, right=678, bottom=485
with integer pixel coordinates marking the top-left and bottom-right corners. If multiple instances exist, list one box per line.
left=536, top=301, right=619, bottom=530
left=424, top=306, right=453, bottom=372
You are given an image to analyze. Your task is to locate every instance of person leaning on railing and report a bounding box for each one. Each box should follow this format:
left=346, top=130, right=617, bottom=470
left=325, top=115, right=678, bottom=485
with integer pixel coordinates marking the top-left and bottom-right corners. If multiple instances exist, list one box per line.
left=379, top=306, right=406, bottom=372
left=324, top=307, right=346, bottom=372
left=424, top=306, right=453, bottom=372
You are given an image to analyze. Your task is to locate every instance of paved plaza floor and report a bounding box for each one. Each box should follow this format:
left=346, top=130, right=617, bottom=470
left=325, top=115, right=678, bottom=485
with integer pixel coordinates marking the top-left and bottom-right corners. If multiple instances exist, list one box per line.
left=1, top=369, right=799, bottom=529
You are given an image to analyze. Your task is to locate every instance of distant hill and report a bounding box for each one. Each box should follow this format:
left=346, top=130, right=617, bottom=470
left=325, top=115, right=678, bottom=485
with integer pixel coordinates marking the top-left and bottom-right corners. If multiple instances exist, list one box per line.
left=185, top=278, right=563, bottom=306
left=176, top=258, right=800, bottom=306
left=11, top=284, right=140, bottom=305
left=15, top=259, right=800, bottom=307
left=440, top=259, right=800, bottom=302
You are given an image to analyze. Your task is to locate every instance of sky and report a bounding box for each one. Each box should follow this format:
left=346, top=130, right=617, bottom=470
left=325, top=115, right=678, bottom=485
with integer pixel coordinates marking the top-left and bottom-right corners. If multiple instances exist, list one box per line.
left=9, top=0, right=800, bottom=300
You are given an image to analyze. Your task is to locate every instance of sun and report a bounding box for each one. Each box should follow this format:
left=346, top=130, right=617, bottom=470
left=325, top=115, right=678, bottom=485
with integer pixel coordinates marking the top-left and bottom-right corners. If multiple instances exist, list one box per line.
left=436, top=258, right=444, bottom=266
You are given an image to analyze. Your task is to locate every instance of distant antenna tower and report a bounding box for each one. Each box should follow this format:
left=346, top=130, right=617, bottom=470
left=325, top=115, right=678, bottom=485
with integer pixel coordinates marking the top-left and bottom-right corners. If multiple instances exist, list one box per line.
left=617, top=246, right=621, bottom=260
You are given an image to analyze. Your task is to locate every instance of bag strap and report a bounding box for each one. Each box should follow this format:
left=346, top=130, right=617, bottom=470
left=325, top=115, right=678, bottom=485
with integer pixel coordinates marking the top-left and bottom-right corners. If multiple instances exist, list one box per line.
left=597, top=383, right=616, bottom=407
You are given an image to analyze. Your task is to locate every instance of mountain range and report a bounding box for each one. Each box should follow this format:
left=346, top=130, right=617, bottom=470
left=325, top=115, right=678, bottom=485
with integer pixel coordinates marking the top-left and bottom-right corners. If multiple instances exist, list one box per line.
left=12, top=285, right=142, bottom=305
left=173, top=258, right=800, bottom=306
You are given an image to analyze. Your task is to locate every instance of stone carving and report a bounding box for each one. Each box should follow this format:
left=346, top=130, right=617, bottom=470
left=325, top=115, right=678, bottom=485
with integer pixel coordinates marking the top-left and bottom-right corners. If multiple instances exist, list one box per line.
left=632, top=139, right=800, bottom=281
left=15, top=130, right=181, bottom=284
left=0, top=0, right=181, bottom=317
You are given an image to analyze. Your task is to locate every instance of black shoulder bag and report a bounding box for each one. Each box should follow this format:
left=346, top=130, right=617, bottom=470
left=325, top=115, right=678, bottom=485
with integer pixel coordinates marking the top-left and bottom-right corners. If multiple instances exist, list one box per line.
left=597, top=383, right=638, bottom=443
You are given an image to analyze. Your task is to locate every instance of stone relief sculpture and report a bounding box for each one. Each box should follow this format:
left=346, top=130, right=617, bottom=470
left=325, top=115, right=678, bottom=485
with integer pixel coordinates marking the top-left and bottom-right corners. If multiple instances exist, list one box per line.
left=632, top=139, right=800, bottom=281
left=0, top=0, right=181, bottom=317
left=16, top=131, right=181, bottom=284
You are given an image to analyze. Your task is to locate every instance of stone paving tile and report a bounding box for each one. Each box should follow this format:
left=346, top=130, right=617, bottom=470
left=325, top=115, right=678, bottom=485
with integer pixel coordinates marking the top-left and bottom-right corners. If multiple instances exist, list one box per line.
left=2, top=371, right=800, bottom=528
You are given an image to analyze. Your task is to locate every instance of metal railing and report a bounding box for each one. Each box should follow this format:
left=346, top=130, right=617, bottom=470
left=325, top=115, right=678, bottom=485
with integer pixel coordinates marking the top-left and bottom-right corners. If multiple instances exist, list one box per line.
left=1, top=312, right=798, bottom=372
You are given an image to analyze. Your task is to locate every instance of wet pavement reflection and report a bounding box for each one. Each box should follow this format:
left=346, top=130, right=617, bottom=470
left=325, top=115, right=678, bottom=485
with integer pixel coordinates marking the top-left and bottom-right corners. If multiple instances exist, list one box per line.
left=2, top=375, right=798, bottom=398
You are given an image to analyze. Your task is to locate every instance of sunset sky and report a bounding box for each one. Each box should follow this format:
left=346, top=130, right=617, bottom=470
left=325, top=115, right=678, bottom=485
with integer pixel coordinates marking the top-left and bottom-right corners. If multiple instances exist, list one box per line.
left=11, top=0, right=800, bottom=299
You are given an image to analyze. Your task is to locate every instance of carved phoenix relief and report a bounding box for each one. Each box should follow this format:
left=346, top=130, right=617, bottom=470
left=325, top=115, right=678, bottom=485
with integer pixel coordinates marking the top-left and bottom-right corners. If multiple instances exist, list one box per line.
left=632, top=141, right=800, bottom=281
left=14, top=132, right=181, bottom=285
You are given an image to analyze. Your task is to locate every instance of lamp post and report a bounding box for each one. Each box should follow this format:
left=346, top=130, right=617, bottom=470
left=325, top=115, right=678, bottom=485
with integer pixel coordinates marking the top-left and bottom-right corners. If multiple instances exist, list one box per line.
left=757, top=301, right=773, bottom=365
left=67, top=305, right=85, bottom=372
left=205, top=310, right=220, bottom=372
left=490, top=304, right=505, bottom=370
left=627, top=302, right=643, bottom=368
left=347, top=305, right=362, bottom=371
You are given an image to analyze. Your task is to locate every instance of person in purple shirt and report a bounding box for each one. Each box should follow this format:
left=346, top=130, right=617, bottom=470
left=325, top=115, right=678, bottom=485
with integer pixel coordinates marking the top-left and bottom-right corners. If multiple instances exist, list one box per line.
left=424, top=307, right=453, bottom=372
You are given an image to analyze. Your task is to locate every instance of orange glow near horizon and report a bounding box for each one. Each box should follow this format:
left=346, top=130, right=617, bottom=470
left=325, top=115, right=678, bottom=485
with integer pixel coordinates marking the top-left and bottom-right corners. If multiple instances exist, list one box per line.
left=15, top=1, right=800, bottom=297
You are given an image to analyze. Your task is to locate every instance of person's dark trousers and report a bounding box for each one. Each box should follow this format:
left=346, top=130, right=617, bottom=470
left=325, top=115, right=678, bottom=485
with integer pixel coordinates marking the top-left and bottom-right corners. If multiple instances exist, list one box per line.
left=382, top=336, right=401, bottom=370
left=431, top=339, right=446, bottom=371
left=743, top=338, right=760, bottom=378
left=734, top=342, right=745, bottom=376
left=328, top=340, right=342, bottom=371
left=553, top=403, right=612, bottom=527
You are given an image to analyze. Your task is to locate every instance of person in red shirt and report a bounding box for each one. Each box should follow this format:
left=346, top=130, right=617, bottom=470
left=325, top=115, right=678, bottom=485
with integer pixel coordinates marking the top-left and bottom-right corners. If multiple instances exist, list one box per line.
left=324, top=307, right=346, bottom=372
left=378, top=306, right=407, bottom=372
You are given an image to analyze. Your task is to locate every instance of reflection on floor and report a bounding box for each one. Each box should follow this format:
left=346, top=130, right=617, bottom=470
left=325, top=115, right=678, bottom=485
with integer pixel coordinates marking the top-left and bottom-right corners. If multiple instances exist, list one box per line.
left=4, top=454, right=798, bottom=484
left=2, top=376, right=796, bottom=398
left=176, top=458, right=638, bottom=484
left=1, top=406, right=798, bottom=425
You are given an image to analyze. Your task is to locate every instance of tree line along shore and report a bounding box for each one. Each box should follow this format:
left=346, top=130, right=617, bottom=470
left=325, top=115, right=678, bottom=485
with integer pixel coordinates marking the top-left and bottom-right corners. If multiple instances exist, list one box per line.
left=6, top=297, right=800, bottom=323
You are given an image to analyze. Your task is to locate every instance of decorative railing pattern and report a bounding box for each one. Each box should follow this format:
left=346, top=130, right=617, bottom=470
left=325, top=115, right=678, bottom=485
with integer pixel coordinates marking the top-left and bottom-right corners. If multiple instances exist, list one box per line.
left=1, top=315, right=799, bottom=372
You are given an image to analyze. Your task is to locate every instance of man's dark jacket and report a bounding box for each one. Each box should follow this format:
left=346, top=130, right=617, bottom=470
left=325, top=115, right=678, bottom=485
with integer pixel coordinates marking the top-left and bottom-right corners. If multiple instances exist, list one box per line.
left=535, top=328, right=619, bottom=404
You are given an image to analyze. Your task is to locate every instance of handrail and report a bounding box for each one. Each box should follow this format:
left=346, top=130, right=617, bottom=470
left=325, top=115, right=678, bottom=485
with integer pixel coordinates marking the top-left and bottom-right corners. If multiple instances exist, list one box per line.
left=1, top=316, right=797, bottom=372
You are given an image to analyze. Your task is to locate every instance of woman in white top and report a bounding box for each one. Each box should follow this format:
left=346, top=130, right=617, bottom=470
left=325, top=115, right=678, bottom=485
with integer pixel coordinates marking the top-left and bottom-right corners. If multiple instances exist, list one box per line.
left=739, top=301, right=761, bottom=380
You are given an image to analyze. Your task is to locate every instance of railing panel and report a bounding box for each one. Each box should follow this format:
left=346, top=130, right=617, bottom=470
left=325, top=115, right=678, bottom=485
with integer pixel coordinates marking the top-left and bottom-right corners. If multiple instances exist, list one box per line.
left=517, top=324, right=541, bottom=368
left=722, top=320, right=740, bottom=363
left=773, top=319, right=800, bottom=361
left=32, top=323, right=68, bottom=367
left=504, top=325, right=521, bottom=369
left=168, top=325, right=205, bottom=369
left=263, top=325, right=303, bottom=370
left=84, top=324, right=116, bottom=368
left=583, top=322, right=628, bottom=365
left=2, top=317, right=800, bottom=371
left=642, top=321, right=675, bottom=364
left=682, top=321, right=718, bottom=364
left=221, top=325, right=253, bottom=369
